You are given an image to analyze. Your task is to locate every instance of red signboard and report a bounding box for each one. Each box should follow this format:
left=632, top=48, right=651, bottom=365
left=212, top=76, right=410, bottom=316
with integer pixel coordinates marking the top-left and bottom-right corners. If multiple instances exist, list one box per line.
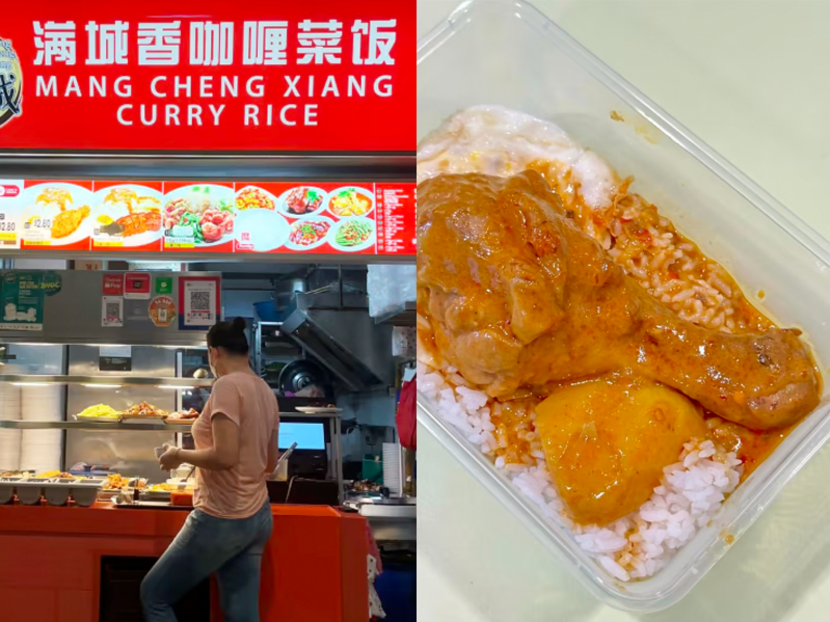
left=0, top=1, right=415, bottom=152
left=0, top=179, right=415, bottom=256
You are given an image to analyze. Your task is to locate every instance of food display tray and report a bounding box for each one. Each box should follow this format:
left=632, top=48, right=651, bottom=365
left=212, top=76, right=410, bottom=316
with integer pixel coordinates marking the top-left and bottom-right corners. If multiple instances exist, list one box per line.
left=418, top=0, right=830, bottom=612
left=0, top=477, right=104, bottom=506
left=121, top=416, right=167, bottom=425
left=141, top=490, right=173, bottom=501
left=113, top=499, right=191, bottom=510
left=75, top=415, right=123, bottom=423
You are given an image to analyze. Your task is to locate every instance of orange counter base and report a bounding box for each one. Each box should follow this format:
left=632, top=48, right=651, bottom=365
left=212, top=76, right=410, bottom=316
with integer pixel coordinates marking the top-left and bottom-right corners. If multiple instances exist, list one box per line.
left=0, top=503, right=368, bottom=622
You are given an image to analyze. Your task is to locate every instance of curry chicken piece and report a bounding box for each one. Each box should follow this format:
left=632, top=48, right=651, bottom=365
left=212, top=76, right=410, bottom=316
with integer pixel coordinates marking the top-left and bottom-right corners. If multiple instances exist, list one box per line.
left=417, top=171, right=820, bottom=431
left=51, top=205, right=90, bottom=239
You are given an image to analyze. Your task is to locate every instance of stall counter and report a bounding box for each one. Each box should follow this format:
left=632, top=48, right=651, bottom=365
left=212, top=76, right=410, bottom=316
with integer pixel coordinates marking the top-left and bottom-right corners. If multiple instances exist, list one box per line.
left=0, top=503, right=368, bottom=622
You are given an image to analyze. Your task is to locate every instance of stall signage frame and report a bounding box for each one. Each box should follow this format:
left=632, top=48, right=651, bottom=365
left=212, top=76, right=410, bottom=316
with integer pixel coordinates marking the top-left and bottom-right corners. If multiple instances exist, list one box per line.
left=0, top=1, right=415, bottom=153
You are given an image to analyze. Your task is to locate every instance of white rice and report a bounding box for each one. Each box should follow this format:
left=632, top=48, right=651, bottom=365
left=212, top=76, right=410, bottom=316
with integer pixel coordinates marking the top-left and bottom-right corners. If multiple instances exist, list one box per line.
left=419, top=363, right=742, bottom=582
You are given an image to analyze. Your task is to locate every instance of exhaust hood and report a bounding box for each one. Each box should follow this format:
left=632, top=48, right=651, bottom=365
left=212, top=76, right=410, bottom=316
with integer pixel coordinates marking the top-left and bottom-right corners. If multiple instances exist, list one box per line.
left=281, top=292, right=395, bottom=392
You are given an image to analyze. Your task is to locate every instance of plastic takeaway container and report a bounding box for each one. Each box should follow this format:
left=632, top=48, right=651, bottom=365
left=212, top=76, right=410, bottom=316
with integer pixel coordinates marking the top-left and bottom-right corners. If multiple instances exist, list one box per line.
left=417, top=0, right=830, bottom=612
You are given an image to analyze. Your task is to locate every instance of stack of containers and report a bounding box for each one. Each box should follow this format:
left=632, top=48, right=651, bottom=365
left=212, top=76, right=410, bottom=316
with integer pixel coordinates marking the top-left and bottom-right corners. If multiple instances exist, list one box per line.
left=0, top=384, right=21, bottom=471
left=20, top=385, right=62, bottom=473
left=382, top=442, right=403, bottom=496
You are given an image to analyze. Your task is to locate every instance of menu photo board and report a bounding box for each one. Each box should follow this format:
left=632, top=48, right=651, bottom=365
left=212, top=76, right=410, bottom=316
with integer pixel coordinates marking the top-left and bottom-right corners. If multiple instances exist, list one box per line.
left=0, top=180, right=415, bottom=257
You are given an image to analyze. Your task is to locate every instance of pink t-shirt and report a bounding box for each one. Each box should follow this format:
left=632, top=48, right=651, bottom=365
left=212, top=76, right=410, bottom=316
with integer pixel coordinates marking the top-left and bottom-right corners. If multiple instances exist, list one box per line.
left=191, top=372, right=280, bottom=518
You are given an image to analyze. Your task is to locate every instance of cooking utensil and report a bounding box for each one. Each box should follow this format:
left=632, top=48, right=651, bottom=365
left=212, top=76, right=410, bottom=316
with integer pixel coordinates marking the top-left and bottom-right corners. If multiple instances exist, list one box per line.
left=275, top=442, right=298, bottom=470
left=278, top=360, right=328, bottom=395
left=178, top=465, right=196, bottom=489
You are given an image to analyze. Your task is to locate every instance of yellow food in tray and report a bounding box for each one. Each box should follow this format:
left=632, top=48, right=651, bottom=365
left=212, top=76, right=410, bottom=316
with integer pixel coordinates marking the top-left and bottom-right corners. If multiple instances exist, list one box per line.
left=34, top=470, right=75, bottom=479
left=76, top=404, right=121, bottom=420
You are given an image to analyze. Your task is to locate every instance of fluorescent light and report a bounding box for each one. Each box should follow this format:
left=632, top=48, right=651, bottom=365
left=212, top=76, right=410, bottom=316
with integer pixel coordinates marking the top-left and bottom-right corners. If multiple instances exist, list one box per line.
left=12, top=382, right=50, bottom=387
left=158, top=385, right=194, bottom=390
left=83, top=384, right=122, bottom=389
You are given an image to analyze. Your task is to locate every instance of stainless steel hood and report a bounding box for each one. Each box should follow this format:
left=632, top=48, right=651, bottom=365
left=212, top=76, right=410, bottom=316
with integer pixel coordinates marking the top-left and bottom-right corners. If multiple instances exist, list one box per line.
left=281, top=292, right=395, bottom=392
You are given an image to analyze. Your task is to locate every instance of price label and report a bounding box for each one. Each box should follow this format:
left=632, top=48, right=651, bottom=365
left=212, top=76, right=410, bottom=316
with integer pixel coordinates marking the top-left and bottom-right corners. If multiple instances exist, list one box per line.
left=33, top=218, right=51, bottom=229
left=0, top=180, right=23, bottom=249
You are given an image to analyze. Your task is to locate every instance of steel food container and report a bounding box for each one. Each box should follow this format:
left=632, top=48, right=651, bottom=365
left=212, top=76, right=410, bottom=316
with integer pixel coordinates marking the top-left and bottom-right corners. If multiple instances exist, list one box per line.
left=417, top=0, right=830, bottom=611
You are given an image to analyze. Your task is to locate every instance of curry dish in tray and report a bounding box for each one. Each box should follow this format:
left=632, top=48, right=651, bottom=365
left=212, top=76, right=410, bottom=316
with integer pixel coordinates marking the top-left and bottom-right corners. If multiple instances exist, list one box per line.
left=416, top=105, right=823, bottom=580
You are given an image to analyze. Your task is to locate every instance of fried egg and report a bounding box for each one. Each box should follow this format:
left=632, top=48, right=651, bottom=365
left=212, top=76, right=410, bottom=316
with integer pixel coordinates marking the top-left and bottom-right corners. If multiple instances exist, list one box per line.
left=417, top=105, right=619, bottom=209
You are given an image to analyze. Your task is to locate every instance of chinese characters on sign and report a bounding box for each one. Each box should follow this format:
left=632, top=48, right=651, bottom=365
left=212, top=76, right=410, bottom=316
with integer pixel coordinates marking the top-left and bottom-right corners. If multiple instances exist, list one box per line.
left=32, top=19, right=397, bottom=67
left=33, top=21, right=76, bottom=66
left=137, top=22, right=181, bottom=65
left=86, top=21, right=128, bottom=65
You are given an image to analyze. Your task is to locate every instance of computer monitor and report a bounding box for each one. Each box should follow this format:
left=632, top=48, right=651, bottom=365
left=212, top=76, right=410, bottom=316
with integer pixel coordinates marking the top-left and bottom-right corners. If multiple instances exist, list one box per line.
left=279, top=422, right=325, bottom=450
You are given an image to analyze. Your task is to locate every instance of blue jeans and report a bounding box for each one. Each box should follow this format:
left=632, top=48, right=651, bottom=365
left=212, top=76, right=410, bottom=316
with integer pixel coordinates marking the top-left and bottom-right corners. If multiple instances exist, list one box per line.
left=141, top=501, right=273, bottom=622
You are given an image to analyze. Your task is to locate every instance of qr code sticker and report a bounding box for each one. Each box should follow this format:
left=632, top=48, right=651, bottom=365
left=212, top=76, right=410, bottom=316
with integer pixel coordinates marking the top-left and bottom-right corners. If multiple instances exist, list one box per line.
left=106, top=302, right=121, bottom=320
left=190, top=291, right=211, bottom=312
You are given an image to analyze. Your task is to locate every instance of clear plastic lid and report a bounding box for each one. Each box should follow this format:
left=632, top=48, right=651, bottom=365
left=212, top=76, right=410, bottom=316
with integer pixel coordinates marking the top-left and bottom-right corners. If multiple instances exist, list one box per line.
left=417, top=0, right=830, bottom=611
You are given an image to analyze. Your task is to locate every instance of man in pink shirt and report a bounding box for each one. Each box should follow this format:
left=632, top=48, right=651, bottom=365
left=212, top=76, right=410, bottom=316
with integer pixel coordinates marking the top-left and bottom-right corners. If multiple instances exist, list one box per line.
left=141, top=317, right=280, bottom=622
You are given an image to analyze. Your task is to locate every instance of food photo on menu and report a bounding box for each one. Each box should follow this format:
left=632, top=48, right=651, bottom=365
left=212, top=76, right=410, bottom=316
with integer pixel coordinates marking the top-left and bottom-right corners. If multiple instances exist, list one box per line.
left=416, top=0, right=830, bottom=615
left=162, top=184, right=235, bottom=248
left=233, top=184, right=291, bottom=253
left=19, top=182, right=94, bottom=249
left=279, top=186, right=326, bottom=216
left=233, top=183, right=379, bottom=254
left=92, top=183, right=164, bottom=250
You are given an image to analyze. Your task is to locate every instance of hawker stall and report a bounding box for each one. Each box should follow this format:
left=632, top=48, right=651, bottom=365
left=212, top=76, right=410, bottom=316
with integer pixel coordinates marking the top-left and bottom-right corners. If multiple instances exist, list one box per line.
left=0, top=1, right=415, bottom=620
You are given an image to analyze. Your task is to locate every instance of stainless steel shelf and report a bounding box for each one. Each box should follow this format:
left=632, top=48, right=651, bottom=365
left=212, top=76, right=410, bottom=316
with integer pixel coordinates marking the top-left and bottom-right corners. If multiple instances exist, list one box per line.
left=0, top=420, right=185, bottom=431
left=0, top=375, right=214, bottom=388
left=0, top=410, right=341, bottom=431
